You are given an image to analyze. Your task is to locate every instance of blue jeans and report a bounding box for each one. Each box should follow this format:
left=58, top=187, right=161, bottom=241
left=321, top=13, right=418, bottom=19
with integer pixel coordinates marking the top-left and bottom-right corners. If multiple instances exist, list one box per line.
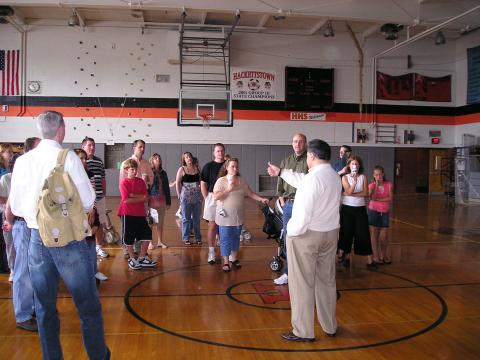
left=29, top=229, right=109, bottom=360
left=86, top=238, right=98, bottom=274
left=218, top=225, right=242, bottom=256
left=12, top=220, right=34, bottom=323
left=181, top=201, right=202, bottom=242
left=282, top=200, right=294, bottom=275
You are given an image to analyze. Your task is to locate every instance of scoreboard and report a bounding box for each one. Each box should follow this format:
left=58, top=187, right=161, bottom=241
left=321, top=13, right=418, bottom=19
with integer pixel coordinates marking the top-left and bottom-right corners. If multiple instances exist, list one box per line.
left=285, top=67, right=334, bottom=110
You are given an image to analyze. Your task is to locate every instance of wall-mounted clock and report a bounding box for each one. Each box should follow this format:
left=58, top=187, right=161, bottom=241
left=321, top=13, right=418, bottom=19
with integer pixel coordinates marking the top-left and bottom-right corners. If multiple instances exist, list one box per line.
left=27, top=81, right=41, bottom=94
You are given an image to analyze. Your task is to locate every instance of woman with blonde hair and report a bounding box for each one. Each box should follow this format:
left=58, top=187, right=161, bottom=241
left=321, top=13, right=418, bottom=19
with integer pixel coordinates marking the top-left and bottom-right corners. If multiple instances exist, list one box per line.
left=214, top=158, right=269, bottom=272
left=148, top=153, right=171, bottom=249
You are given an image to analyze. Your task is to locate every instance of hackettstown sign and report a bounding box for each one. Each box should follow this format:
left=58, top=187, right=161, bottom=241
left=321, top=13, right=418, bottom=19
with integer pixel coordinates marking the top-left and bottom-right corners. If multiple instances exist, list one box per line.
left=231, top=67, right=277, bottom=101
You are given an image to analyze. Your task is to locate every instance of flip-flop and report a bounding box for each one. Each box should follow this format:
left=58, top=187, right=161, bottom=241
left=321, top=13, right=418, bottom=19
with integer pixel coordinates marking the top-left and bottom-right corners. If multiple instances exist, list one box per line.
left=222, top=264, right=231, bottom=272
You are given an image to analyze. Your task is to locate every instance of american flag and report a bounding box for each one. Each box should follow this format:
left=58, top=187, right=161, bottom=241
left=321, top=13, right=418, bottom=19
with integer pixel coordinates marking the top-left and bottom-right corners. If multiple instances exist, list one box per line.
left=0, top=49, right=20, bottom=96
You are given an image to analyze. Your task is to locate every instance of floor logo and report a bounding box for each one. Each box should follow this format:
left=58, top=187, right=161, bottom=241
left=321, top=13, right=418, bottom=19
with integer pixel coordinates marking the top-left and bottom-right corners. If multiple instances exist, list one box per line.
left=251, top=283, right=290, bottom=304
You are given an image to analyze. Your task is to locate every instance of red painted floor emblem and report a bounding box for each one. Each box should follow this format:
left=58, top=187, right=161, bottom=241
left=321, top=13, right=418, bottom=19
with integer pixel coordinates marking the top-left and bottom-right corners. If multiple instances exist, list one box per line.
left=252, top=283, right=290, bottom=304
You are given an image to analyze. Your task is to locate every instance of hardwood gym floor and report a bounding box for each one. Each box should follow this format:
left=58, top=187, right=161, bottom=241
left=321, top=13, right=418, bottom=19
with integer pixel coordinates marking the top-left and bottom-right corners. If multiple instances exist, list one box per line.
left=1, top=194, right=479, bottom=359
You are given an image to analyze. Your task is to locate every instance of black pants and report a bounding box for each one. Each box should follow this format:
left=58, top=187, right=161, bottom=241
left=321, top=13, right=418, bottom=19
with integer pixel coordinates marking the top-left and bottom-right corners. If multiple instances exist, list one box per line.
left=338, top=205, right=373, bottom=256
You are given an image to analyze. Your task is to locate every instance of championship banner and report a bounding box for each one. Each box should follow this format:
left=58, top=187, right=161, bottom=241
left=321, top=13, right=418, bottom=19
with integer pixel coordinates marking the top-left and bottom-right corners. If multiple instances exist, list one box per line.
left=231, top=68, right=276, bottom=100
left=376, top=72, right=413, bottom=100
left=414, top=74, right=451, bottom=102
left=467, top=45, right=480, bottom=104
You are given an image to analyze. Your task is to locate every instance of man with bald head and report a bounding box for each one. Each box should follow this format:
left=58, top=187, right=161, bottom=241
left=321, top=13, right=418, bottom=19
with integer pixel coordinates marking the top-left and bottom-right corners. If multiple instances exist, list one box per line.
left=273, top=133, right=308, bottom=285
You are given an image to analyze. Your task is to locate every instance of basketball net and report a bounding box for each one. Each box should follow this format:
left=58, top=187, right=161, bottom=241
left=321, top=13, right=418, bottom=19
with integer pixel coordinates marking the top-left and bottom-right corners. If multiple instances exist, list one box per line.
left=199, top=113, right=212, bottom=129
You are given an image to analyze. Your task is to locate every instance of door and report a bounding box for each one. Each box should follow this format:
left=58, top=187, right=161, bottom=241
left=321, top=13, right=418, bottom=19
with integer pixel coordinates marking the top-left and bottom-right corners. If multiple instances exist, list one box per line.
left=428, top=149, right=449, bottom=195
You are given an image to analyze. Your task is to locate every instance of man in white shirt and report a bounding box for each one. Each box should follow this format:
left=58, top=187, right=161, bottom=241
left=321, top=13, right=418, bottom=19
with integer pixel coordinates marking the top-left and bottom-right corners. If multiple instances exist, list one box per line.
left=267, top=139, right=342, bottom=342
left=9, top=111, right=110, bottom=359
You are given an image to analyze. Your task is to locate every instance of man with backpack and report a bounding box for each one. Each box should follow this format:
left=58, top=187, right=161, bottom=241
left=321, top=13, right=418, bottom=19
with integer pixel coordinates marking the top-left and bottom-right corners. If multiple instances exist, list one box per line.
left=9, top=111, right=110, bottom=359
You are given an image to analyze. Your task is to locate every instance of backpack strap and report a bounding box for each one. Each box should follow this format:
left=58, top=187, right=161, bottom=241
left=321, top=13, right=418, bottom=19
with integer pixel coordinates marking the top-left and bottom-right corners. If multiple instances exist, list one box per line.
left=56, top=149, right=69, bottom=167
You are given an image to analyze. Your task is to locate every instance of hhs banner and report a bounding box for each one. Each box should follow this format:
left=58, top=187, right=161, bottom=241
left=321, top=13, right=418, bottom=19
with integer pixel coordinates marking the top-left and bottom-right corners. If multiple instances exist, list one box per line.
left=414, top=74, right=451, bottom=102
left=467, top=45, right=480, bottom=104
left=376, top=72, right=413, bottom=100
left=231, top=68, right=276, bottom=101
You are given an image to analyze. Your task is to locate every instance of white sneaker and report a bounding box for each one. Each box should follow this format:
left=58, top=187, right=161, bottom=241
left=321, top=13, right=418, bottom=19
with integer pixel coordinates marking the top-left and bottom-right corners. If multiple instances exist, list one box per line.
left=138, top=256, right=157, bottom=268
left=207, top=251, right=215, bottom=265
left=274, top=273, right=288, bottom=285
left=96, top=245, right=109, bottom=258
left=95, top=272, right=108, bottom=281
left=128, top=258, right=141, bottom=270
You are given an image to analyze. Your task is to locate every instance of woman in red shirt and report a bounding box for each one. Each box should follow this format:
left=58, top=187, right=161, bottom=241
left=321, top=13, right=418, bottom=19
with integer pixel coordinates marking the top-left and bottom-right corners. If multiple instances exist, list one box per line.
left=368, top=165, right=393, bottom=264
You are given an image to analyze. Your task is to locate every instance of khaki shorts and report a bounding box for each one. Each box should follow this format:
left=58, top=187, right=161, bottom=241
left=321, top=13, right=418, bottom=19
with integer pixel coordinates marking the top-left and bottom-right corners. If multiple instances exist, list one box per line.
left=203, top=192, right=216, bottom=222
left=95, top=197, right=107, bottom=225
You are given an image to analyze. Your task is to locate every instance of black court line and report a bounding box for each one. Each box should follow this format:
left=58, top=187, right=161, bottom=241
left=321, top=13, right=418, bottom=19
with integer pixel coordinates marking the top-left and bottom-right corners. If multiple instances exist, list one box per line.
left=124, top=264, right=449, bottom=353
left=0, top=280, right=477, bottom=302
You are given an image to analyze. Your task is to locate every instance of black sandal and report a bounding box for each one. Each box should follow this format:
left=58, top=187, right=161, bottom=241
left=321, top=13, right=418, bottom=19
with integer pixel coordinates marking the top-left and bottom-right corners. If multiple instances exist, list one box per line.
left=222, top=264, right=231, bottom=272
left=231, top=260, right=242, bottom=269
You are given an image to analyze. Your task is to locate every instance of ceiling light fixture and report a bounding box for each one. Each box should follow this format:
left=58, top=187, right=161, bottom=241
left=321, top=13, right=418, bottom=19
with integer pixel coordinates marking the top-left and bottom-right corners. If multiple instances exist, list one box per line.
left=380, top=23, right=404, bottom=40
left=435, top=30, right=446, bottom=45
left=68, top=9, right=80, bottom=27
left=323, top=20, right=334, bottom=37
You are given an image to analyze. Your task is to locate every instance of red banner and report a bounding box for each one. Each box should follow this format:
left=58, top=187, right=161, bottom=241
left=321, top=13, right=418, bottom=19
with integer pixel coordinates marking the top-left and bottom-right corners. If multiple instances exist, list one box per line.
left=414, top=74, right=451, bottom=102
left=377, top=72, right=413, bottom=100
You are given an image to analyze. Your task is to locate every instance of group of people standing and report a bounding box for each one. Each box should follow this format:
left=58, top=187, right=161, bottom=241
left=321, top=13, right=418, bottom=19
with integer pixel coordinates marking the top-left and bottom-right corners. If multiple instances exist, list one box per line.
left=173, top=144, right=269, bottom=271
left=0, top=109, right=395, bottom=358
left=114, top=140, right=269, bottom=273
left=266, top=135, right=393, bottom=343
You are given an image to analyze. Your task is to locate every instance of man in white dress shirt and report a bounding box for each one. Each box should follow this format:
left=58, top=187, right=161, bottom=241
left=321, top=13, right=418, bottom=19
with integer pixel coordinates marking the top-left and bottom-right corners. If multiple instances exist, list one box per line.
left=268, top=139, right=342, bottom=342
left=9, top=111, right=110, bottom=359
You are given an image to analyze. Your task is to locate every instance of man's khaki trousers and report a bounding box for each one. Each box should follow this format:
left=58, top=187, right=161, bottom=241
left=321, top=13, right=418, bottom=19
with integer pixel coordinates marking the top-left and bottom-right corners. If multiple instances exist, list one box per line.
left=286, top=228, right=338, bottom=338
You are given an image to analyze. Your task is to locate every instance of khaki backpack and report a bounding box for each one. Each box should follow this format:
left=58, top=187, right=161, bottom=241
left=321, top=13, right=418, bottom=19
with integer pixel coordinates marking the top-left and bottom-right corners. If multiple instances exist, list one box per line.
left=37, top=149, right=92, bottom=247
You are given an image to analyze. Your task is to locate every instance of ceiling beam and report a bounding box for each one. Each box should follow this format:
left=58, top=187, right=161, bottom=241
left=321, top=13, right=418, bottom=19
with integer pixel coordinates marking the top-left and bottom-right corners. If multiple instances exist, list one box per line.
left=362, top=24, right=382, bottom=39
left=75, top=8, right=86, bottom=27
left=308, top=19, right=327, bottom=35
left=257, top=14, right=269, bottom=27
left=200, top=11, right=207, bottom=24
left=9, top=6, right=26, bottom=25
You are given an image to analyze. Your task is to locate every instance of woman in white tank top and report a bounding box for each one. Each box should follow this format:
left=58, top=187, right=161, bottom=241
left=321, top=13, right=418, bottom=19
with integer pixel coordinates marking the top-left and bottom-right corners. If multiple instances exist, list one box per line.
left=338, top=156, right=377, bottom=270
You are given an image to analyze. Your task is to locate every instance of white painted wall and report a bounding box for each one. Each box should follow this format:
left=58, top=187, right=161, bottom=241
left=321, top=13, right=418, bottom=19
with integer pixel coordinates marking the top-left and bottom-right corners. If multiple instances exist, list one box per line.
left=0, top=24, right=477, bottom=147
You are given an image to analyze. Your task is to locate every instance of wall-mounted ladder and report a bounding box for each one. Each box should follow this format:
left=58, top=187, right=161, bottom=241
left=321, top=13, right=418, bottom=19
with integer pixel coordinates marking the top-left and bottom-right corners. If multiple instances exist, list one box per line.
left=375, top=124, right=396, bottom=144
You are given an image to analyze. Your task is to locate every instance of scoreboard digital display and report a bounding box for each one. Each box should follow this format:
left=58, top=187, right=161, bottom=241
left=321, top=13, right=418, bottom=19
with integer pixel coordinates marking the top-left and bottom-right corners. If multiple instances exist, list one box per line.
left=285, top=67, right=334, bottom=110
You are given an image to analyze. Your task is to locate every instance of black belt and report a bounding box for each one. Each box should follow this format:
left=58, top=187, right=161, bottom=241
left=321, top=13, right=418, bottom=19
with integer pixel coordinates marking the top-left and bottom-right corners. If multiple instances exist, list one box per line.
left=285, top=197, right=295, bottom=202
left=15, top=217, right=25, bottom=222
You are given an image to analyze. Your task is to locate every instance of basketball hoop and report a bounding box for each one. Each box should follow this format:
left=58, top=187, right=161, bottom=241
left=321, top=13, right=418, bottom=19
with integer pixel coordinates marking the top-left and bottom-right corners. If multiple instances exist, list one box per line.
left=199, top=113, right=213, bottom=129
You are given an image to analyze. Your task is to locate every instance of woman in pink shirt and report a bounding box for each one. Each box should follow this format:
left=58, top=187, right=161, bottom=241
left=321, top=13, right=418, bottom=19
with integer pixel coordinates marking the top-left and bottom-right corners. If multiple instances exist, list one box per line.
left=368, top=165, right=393, bottom=264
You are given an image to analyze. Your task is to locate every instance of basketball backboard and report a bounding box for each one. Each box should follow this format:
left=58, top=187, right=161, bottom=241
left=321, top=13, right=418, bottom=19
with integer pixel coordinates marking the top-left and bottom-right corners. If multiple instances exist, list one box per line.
left=178, top=89, right=233, bottom=127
